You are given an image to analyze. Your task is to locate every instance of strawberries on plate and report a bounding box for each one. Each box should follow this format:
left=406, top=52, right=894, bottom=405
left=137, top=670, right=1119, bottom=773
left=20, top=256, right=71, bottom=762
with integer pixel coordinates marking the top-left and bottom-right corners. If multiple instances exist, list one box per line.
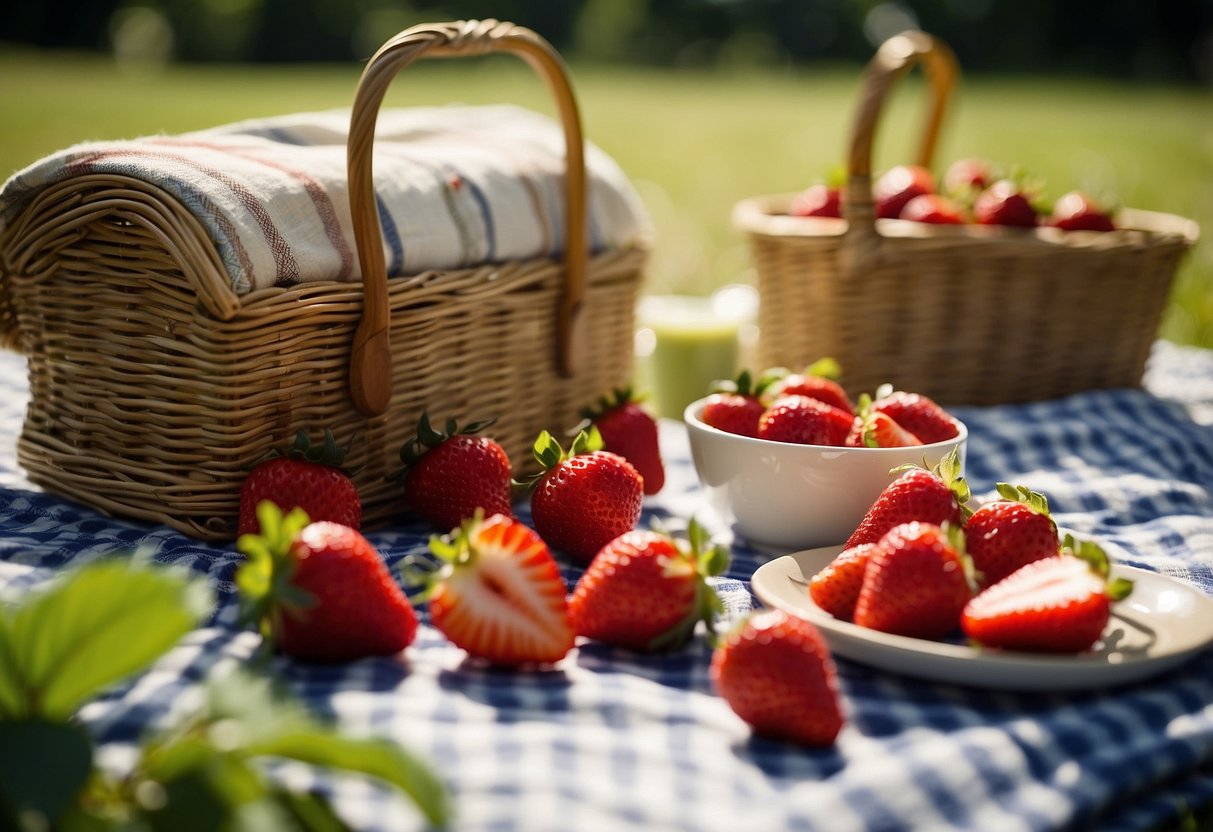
left=808, top=542, right=878, bottom=622
left=426, top=511, right=575, bottom=666
left=964, top=483, right=1059, bottom=588
left=853, top=521, right=974, bottom=639
left=844, top=449, right=970, bottom=549
left=962, top=535, right=1133, bottom=653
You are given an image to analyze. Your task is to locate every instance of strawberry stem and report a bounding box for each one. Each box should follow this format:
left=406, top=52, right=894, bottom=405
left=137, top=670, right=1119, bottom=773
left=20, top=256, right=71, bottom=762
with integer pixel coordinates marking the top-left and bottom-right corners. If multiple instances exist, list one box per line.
left=235, top=502, right=315, bottom=660
left=647, top=517, right=730, bottom=651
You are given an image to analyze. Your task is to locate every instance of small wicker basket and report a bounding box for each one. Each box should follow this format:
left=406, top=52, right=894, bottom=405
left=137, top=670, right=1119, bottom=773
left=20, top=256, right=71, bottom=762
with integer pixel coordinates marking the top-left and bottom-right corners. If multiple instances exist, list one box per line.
left=734, top=30, right=1199, bottom=406
left=0, top=19, right=647, bottom=540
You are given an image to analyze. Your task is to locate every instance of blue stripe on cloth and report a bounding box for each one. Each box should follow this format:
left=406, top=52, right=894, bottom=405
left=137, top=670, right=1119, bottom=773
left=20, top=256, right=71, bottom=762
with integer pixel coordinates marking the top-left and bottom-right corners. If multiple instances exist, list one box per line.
left=447, top=165, right=496, bottom=262
left=375, top=191, right=404, bottom=274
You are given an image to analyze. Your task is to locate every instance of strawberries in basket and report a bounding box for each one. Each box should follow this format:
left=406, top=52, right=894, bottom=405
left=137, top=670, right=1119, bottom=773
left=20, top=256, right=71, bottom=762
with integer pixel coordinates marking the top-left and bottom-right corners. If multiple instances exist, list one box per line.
left=789, top=158, right=1118, bottom=232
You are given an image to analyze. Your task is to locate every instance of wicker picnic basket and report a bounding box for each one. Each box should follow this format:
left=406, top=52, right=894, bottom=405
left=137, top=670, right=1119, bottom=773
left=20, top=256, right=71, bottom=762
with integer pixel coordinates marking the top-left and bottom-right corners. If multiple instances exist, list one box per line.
left=0, top=19, right=647, bottom=541
left=734, top=30, right=1199, bottom=405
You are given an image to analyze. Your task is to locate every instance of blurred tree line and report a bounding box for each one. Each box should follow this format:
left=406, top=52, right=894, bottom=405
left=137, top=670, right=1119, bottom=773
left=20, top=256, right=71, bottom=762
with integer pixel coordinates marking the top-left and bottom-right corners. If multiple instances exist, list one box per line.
left=4, top=0, right=1212, bottom=83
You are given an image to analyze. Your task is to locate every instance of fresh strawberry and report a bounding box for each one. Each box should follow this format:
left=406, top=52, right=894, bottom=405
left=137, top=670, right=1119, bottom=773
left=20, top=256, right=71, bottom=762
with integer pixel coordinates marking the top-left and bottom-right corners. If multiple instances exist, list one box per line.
left=789, top=183, right=842, bottom=218
left=238, top=429, right=361, bottom=537
left=569, top=517, right=729, bottom=651
left=1049, top=191, right=1116, bottom=232
left=527, top=428, right=644, bottom=564
left=964, top=483, right=1059, bottom=588
left=766, top=357, right=853, bottom=414
left=808, top=542, right=879, bottom=621
left=699, top=369, right=780, bottom=438
left=853, top=521, right=973, bottom=639
left=961, top=535, right=1133, bottom=652
left=390, top=412, right=512, bottom=533
left=581, top=386, right=665, bottom=495
left=874, top=164, right=934, bottom=219
left=900, top=193, right=965, bottom=224
left=943, top=158, right=994, bottom=194
left=870, top=386, right=960, bottom=444
left=236, top=502, right=417, bottom=663
left=758, top=395, right=853, bottom=446
left=424, top=511, right=575, bottom=665
left=974, top=179, right=1038, bottom=227
left=844, top=449, right=969, bottom=549
left=711, top=609, right=844, bottom=747
left=845, top=393, right=923, bottom=448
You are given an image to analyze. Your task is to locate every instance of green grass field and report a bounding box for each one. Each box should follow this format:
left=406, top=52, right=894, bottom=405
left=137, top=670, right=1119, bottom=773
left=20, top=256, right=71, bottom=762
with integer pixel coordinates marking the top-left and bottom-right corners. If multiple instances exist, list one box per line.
left=2, top=47, right=1211, bottom=348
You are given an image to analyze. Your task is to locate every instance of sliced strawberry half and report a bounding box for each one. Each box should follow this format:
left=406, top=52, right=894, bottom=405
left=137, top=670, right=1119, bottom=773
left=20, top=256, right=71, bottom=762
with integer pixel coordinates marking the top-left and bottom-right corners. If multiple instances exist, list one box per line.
left=961, top=534, right=1133, bottom=653
left=425, top=512, right=575, bottom=666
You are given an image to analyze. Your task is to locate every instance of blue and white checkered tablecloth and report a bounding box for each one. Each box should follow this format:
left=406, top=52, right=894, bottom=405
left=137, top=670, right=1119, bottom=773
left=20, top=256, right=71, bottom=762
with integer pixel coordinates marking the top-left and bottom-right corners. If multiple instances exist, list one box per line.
left=1, top=341, right=1211, bottom=832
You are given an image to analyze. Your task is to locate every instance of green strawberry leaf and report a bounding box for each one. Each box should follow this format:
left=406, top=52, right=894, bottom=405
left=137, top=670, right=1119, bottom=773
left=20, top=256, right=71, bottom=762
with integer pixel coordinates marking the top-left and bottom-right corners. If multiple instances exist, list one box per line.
left=236, top=503, right=313, bottom=652
left=1107, top=577, right=1135, bottom=601
left=994, top=482, right=1051, bottom=515
left=805, top=357, right=842, bottom=380
left=532, top=430, right=564, bottom=470
left=0, top=720, right=94, bottom=827
left=247, top=731, right=450, bottom=828
left=0, top=559, right=212, bottom=721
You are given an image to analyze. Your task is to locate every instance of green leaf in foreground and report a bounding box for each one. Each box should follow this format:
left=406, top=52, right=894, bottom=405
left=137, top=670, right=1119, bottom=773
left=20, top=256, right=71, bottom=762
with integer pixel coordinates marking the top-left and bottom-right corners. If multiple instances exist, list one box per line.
left=134, top=670, right=451, bottom=829
left=0, top=559, right=213, bottom=720
left=0, top=720, right=93, bottom=827
left=247, top=730, right=450, bottom=828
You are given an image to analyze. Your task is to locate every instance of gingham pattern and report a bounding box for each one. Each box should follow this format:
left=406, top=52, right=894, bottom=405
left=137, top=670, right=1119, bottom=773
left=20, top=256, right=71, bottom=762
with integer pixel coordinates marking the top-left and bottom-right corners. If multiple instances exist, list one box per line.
left=1, top=342, right=1211, bottom=832
left=0, top=105, right=651, bottom=294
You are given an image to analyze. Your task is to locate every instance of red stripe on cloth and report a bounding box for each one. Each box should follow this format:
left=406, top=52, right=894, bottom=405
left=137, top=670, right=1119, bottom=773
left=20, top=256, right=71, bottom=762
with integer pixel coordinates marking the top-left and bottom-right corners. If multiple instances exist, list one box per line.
left=66, top=146, right=299, bottom=285
left=149, top=138, right=355, bottom=281
left=65, top=149, right=258, bottom=289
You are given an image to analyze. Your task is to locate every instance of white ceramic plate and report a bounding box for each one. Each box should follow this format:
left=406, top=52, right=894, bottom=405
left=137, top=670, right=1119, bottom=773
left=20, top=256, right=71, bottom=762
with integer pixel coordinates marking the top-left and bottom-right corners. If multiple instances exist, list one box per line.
left=751, top=542, right=1213, bottom=691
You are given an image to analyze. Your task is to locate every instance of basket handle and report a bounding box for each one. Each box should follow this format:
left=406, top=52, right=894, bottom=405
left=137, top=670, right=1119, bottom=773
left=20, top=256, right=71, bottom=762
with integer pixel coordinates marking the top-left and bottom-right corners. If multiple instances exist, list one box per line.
left=843, top=30, right=958, bottom=227
left=346, top=19, right=588, bottom=416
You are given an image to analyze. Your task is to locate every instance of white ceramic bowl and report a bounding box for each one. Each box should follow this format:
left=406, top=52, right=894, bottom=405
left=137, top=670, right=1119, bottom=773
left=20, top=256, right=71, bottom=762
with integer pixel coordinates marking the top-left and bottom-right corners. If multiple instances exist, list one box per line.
left=683, top=398, right=968, bottom=552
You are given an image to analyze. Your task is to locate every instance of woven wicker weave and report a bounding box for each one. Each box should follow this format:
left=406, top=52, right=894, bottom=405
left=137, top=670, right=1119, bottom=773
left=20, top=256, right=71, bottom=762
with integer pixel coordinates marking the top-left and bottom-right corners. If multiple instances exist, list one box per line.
left=0, top=19, right=647, bottom=541
left=734, top=30, right=1199, bottom=405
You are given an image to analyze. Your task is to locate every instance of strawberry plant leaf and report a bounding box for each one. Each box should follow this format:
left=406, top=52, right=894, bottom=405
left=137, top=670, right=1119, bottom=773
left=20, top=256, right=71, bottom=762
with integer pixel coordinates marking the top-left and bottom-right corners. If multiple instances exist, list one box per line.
left=247, top=731, right=450, bottom=827
left=0, top=616, right=21, bottom=717
left=0, top=720, right=93, bottom=827
left=1107, top=577, right=1135, bottom=601
left=532, top=431, right=564, bottom=469
left=701, top=544, right=730, bottom=578
left=1, top=560, right=211, bottom=721
left=805, top=357, right=841, bottom=380
left=267, top=788, right=348, bottom=832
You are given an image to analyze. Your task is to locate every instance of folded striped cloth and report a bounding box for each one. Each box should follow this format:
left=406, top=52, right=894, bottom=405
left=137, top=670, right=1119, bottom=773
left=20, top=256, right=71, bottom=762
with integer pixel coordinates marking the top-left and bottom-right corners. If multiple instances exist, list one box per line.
left=0, top=105, right=651, bottom=294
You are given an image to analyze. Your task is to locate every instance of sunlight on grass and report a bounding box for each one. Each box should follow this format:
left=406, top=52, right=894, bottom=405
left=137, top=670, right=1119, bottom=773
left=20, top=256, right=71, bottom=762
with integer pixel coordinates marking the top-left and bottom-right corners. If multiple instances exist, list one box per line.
left=1, top=47, right=1210, bottom=347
